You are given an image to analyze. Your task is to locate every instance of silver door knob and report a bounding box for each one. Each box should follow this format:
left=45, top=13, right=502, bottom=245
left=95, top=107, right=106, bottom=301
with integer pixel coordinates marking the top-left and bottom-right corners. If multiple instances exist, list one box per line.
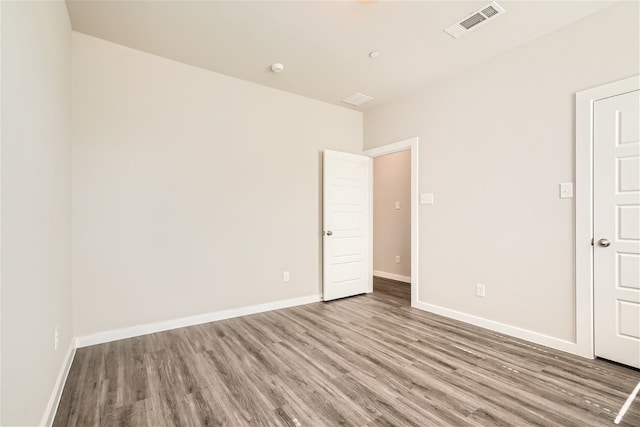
left=598, top=238, right=611, bottom=247
left=325, top=230, right=333, bottom=236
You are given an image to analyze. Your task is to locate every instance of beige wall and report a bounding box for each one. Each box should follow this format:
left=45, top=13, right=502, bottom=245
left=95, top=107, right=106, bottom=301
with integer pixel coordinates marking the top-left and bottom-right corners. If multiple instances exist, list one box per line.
left=1, top=1, right=73, bottom=425
left=72, top=32, right=363, bottom=337
left=364, top=2, right=640, bottom=342
left=373, top=151, right=411, bottom=280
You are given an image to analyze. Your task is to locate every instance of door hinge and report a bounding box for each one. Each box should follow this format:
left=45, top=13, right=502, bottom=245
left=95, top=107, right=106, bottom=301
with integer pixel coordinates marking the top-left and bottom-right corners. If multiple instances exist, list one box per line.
left=591, top=238, right=594, bottom=246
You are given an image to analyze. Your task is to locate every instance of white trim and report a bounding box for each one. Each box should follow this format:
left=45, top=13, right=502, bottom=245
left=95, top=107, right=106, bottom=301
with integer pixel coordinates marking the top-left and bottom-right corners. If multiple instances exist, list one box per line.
left=575, top=75, right=640, bottom=359
left=364, top=137, right=419, bottom=307
left=365, top=139, right=415, bottom=157
left=367, top=155, right=374, bottom=294
left=76, top=294, right=321, bottom=348
left=0, top=2, right=3, bottom=423
left=416, top=301, right=580, bottom=355
left=40, top=342, right=76, bottom=427
left=373, top=270, right=411, bottom=283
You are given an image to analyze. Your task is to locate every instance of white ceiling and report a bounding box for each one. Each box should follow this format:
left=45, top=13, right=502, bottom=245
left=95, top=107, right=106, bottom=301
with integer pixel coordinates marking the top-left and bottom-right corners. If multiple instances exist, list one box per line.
left=65, top=0, right=615, bottom=111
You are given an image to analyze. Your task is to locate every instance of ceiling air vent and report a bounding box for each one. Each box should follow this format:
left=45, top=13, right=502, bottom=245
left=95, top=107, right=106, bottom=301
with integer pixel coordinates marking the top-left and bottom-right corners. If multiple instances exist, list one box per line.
left=342, top=92, right=373, bottom=107
left=444, top=2, right=505, bottom=39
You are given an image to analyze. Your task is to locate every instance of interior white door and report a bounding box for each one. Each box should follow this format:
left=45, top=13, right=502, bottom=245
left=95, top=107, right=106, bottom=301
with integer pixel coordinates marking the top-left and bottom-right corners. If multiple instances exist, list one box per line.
left=323, top=150, right=372, bottom=301
left=594, top=89, right=640, bottom=369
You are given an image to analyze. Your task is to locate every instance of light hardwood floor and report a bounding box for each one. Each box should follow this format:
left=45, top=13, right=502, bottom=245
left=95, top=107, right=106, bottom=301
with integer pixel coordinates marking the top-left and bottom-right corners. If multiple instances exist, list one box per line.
left=54, top=277, right=640, bottom=426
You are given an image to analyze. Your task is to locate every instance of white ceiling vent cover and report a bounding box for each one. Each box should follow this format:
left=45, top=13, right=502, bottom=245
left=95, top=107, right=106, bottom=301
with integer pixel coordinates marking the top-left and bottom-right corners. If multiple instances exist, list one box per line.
left=342, top=92, right=373, bottom=106
left=444, top=2, right=505, bottom=39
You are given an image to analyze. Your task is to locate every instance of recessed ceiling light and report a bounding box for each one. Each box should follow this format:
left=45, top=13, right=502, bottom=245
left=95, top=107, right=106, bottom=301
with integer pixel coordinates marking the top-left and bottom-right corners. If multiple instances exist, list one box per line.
left=369, top=51, right=380, bottom=59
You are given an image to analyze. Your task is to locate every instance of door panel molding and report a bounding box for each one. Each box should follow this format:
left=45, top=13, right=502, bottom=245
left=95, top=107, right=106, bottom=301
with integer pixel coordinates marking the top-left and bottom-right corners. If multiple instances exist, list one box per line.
left=323, top=150, right=372, bottom=301
left=575, top=75, right=640, bottom=360
left=592, top=90, right=640, bottom=368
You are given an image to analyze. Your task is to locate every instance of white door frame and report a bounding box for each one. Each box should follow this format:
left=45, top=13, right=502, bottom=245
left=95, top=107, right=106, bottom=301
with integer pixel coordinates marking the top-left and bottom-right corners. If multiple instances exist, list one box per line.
left=575, top=75, right=640, bottom=359
left=364, top=137, right=419, bottom=307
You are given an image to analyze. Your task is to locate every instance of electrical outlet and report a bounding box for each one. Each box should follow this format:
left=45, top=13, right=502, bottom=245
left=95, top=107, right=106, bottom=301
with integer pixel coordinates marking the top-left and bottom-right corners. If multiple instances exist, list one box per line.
left=476, top=284, right=486, bottom=298
left=283, top=271, right=290, bottom=282
left=395, top=255, right=400, bottom=264
left=54, top=326, right=59, bottom=350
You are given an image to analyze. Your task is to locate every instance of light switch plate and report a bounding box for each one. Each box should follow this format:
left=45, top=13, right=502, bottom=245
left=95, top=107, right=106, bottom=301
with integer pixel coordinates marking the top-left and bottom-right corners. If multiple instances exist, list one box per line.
left=560, top=183, right=573, bottom=199
left=420, top=193, right=434, bottom=205
left=395, top=201, right=401, bottom=210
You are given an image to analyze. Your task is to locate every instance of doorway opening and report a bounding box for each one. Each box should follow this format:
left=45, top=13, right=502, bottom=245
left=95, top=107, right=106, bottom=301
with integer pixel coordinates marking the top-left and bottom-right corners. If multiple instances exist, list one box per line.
left=365, top=137, right=419, bottom=308
left=372, top=150, right=411, bottom=305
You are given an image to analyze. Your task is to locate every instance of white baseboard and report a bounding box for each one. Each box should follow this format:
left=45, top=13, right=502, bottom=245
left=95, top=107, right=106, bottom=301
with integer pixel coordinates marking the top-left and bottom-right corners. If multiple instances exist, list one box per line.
left=373, top=270, right=411, bottom=283
left=41, top=342, right=76, bottom=427
left=414, top=300, right=584, bottom=356
left=76, top=294, right=322, bottom=348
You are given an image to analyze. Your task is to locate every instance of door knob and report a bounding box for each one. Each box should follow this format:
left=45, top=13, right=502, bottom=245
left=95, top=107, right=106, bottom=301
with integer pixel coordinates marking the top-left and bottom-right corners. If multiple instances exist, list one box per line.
left=325, top=230, right=333, bottom=236
left=597, top=238, right=611, bottom=247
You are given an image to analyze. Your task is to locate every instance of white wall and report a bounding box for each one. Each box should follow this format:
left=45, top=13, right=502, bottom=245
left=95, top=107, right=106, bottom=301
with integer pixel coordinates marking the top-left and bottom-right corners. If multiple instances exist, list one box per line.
left=373, top=151, right=411, bottom=280
left=72, top=32, right=363, bottom=337
left=1, top=1, right=73, bottom=425
left=364, top=2, right=640, bottom=344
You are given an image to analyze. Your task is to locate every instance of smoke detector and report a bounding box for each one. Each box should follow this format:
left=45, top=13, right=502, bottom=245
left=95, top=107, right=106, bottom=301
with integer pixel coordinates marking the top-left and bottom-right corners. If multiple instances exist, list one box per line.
left=444, top=2, right=505, bottom=39
left=270, top=63, right=284, bottom=73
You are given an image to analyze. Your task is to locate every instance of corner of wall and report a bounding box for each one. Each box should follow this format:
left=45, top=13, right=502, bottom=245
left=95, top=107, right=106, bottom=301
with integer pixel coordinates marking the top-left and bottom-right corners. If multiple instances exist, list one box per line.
left=1, top=1, right=74, bottom=424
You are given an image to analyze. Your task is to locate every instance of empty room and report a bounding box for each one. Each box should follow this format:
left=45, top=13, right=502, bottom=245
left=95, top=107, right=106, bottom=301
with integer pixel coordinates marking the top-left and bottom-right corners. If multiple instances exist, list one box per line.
left=2, top=1, right=640, bottom=426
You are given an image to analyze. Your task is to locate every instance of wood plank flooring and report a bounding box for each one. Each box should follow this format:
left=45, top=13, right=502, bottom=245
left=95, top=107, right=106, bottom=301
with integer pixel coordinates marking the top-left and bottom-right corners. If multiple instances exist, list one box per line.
left=54, top=277, right=640, bottom=426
